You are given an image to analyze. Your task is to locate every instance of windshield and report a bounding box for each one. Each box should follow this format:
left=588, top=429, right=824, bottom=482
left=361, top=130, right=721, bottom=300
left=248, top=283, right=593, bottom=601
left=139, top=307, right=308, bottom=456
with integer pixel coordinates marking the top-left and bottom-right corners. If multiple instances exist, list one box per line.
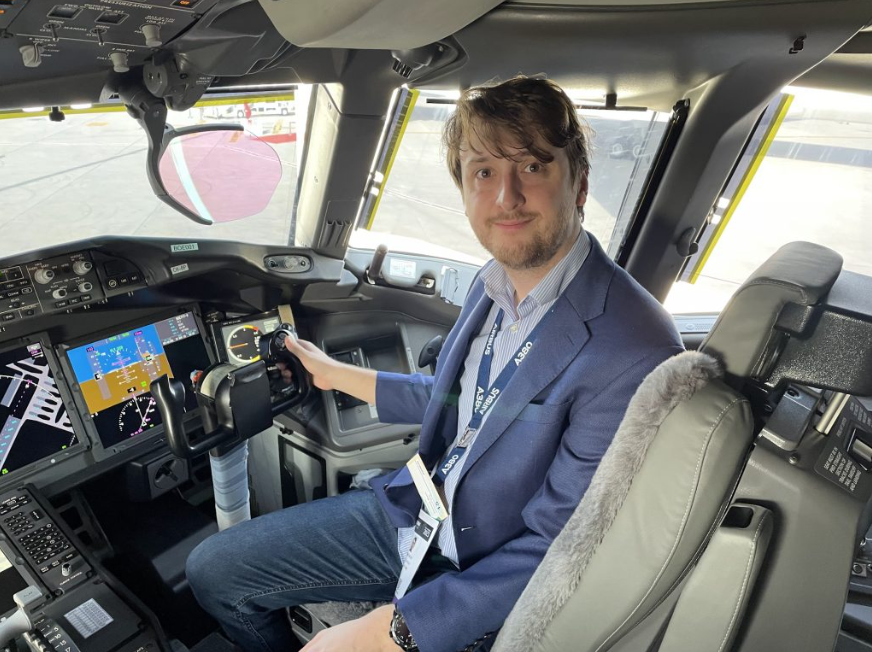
left=0, top=90, right=309, bottom=259
left=351, top=89, right=672, bottom=264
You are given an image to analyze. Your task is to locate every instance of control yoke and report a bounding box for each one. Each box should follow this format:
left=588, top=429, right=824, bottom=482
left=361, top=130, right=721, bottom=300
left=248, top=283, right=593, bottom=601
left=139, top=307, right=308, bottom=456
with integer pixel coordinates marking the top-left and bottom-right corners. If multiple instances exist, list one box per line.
left=151, top=323, right=309, bottom=459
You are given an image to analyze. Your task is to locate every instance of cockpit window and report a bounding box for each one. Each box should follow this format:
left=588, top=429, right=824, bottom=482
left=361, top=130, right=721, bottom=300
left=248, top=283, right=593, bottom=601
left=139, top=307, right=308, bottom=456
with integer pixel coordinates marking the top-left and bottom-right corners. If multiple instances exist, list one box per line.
left=0, top=88, right=310, bottom=257
left=351, top=88, right=671, bottom=264
left=668, top=87, right=872, bottom=313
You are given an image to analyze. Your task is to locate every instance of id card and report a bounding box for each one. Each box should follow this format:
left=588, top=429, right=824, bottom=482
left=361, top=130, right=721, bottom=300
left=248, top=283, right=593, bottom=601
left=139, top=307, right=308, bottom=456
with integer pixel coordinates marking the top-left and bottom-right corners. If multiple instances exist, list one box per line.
left=394, top=509, right=441, bottom=600
left=406, top=454, right=448, bottom=521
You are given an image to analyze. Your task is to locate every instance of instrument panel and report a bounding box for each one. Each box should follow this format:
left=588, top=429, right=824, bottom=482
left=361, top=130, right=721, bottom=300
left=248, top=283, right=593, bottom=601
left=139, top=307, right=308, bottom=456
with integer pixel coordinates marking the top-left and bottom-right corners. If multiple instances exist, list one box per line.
left=0, top=305, right=302, bottom=489
left=0, top=237, right=337, bottom=493
left=0, top=304, right=216, bottom=496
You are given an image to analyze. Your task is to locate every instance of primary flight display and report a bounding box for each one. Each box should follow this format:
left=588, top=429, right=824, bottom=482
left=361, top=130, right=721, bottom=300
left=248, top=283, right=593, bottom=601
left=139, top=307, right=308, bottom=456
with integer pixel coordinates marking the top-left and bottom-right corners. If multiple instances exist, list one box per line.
left=66, top=313, right=210, bottom=448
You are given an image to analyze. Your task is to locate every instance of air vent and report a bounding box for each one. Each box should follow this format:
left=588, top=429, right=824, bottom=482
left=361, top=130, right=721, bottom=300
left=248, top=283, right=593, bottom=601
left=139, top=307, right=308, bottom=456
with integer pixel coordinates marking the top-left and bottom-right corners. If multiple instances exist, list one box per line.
left=322, top=220, right=353, bottom=249
left=47, top=4, right=80, bottom=17
left=95, top=11, right=127, bottom=25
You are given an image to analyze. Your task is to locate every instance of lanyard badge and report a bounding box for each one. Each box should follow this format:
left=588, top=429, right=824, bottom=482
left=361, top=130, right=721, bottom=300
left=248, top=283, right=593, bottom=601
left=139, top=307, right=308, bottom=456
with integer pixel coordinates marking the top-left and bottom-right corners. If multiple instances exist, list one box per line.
left=395, top=306, right=550, bottom=600
left=395, top=455, right=447, bottom=601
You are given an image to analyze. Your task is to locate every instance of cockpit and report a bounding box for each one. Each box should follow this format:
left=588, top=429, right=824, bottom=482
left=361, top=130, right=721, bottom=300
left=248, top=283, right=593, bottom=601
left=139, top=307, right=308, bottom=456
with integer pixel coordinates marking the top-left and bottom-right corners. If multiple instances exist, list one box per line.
left=0, top=0, right=871, bottom=651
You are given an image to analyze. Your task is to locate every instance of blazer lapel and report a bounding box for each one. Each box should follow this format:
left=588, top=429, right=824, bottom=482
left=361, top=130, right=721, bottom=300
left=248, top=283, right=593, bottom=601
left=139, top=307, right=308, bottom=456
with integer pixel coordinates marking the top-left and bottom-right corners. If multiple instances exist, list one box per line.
left=417, top=288, right=493, bottom=466
left=455, top=235, right=616, bottom=485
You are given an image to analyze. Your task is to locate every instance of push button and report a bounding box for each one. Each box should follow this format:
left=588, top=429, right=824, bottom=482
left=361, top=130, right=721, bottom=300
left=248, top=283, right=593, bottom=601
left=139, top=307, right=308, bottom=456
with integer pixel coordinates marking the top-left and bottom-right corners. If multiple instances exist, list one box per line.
left=1, top=312, right=16, bottom=322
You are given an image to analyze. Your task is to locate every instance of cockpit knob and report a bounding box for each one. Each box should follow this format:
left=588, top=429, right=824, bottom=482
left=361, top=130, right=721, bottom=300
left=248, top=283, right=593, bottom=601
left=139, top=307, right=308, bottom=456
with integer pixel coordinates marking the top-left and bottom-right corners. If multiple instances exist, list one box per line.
left=52, top=288, right=67, bottom=300
left=109, top=52, right=129, bottom=73
left=77, top=282, right=93, bottom=293
left=19, top=44, right=42, bottom=68
left=142, top=24, right=162, bottom=47
left=72, top=260, right=93, bottom=276
left=34, top=269, right=55, bottom=285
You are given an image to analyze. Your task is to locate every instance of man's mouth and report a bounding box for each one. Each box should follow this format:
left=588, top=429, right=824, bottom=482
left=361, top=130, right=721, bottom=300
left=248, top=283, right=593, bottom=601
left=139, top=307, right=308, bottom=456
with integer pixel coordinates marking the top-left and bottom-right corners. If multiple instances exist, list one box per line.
left=492, top=215, right=535, bottom=230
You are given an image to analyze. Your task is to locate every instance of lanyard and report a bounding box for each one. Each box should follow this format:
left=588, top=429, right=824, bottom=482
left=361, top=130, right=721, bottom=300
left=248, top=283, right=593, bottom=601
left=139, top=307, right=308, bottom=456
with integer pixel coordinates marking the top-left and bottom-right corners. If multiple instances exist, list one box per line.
left=433, top=306, right=547, bottom=485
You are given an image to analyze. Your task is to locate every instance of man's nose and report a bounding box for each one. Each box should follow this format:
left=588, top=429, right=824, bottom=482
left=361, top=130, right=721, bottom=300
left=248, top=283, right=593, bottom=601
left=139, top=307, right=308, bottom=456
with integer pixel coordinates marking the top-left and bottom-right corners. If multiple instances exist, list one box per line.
left=496, top=172, right=524, bottom=212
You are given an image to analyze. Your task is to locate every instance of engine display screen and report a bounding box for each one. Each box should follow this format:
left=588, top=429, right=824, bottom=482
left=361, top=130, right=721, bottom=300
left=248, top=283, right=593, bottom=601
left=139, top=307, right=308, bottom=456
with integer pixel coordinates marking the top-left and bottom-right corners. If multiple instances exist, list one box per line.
left=66, top=312, right=210, bottom=449
left=0, top=342, right=78, bottom=476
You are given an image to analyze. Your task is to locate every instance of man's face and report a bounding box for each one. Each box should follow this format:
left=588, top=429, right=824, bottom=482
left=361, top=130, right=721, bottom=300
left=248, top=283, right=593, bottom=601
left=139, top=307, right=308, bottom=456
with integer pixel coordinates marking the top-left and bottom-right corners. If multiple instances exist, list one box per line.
left=459, top=129, right=588, bottom=271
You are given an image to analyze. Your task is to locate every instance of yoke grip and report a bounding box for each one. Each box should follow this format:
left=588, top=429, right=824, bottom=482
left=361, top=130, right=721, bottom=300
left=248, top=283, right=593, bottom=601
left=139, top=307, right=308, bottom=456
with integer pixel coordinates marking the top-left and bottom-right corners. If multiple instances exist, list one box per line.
left=151, top=374, right=228, bottom=459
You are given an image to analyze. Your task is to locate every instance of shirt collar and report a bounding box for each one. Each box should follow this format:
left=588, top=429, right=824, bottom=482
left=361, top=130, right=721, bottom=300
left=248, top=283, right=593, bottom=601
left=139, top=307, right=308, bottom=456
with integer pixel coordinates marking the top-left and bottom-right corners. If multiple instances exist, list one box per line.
left=479, top=229, right=591, bottom=317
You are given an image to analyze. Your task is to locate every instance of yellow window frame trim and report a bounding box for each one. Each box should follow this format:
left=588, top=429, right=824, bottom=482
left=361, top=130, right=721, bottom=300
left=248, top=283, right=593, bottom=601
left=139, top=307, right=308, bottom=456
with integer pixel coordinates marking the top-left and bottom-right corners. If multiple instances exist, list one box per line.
left=365, top=88, right=419, bottom=230
left=688, top=93, right=794, bottom=284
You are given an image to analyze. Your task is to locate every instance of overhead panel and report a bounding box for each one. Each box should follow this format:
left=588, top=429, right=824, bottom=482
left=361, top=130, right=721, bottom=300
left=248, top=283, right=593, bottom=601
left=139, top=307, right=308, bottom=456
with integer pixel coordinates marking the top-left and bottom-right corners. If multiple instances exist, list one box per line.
left=256, top=0, right=503, bottom=49
left=0, top=0, right=222, bottom=85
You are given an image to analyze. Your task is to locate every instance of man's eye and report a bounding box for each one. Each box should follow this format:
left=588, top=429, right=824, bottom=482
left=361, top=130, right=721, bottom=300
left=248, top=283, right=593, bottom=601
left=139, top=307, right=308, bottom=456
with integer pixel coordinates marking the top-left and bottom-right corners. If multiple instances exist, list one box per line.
left=476, top=169, right=491, bottom=179
left=526, top=162, right=543, bottom=173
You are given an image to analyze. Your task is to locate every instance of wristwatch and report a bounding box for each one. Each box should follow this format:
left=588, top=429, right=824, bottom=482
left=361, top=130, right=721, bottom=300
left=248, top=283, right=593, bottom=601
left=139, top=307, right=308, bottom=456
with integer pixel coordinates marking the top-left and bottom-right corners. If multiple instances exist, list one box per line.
left=389, top=608, right=419, bottom=651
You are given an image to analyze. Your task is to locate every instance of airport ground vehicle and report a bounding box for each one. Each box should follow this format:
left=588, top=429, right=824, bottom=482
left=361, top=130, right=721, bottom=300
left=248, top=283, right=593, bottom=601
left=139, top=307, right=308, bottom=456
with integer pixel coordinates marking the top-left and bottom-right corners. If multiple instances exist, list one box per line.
left=0, top=1, right=872, bottom=650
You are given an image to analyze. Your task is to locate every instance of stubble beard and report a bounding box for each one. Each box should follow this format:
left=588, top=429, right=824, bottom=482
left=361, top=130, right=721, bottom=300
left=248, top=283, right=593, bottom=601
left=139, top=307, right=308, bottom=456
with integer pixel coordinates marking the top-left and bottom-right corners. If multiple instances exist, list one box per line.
left=476, top=199, right=577, bottom=271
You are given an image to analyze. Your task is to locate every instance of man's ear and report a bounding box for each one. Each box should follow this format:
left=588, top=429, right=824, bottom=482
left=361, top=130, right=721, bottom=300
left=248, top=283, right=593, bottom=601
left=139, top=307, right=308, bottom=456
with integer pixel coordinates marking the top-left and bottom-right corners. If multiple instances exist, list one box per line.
left=576, top=173, right=589, bottom=209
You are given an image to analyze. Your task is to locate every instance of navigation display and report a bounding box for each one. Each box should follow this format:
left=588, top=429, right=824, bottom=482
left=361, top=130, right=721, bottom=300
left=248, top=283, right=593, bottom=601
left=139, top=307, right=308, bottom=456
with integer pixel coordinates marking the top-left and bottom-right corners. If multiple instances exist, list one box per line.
left=0, top=342, right=78, bottom=477
left=66, top=313, right=210, bottom=449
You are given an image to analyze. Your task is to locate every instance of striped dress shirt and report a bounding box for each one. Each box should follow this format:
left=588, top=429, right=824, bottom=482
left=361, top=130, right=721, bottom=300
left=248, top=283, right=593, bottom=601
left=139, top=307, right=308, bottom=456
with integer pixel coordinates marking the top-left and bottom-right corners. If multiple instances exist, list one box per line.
left=398, top=229, right=592, bottom=566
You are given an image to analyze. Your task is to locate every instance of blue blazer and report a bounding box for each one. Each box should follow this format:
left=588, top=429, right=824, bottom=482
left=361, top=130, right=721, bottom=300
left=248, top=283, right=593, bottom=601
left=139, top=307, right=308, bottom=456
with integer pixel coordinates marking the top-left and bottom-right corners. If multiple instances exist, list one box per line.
left=371, top=236, right=683, bottom=652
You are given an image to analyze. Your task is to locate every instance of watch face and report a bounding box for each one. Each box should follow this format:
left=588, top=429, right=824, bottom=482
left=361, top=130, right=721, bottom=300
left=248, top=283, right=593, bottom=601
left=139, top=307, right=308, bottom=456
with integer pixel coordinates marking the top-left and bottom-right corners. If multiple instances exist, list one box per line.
left=390, top=612, right=416, bottom=650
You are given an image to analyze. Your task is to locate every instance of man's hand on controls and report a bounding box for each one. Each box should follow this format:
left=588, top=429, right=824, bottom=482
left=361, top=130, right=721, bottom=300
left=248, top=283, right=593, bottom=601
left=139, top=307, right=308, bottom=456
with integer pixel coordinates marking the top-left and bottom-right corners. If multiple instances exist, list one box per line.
left=284, top=337, right=379, bottom=404
left=284, top=337, right=341, bottom=391
left=300, top=604, right=401, bottom=652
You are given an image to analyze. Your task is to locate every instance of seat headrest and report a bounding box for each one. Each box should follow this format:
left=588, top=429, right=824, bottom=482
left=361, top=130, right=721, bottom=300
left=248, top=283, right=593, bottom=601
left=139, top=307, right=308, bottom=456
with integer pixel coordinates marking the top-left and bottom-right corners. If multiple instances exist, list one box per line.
left=701, top=242, right=843, bottom=380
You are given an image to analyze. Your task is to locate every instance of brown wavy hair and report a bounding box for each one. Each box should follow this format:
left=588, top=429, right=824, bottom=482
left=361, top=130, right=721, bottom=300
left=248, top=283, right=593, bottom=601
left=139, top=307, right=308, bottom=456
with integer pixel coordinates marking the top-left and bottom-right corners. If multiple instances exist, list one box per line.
left=443, top=76, right=592, bottom=189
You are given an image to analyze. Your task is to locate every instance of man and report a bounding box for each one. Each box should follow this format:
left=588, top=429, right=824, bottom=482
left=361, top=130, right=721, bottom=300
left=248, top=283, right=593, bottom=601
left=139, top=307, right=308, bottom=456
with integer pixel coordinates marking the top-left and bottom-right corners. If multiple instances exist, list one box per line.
left=186, top=76, right=683, bottom=652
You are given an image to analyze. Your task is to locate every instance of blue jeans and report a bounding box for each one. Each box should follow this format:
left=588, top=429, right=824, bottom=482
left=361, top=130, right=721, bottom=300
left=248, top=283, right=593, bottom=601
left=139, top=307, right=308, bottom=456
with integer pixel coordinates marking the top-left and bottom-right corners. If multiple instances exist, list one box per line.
left=186, top=489, right=403, bottom=652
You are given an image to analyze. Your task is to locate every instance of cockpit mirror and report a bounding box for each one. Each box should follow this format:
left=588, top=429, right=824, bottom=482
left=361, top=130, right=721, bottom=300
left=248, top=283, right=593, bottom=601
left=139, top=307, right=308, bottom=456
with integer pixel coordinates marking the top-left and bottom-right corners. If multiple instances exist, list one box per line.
left=157, top=129, right=283, bottom=225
